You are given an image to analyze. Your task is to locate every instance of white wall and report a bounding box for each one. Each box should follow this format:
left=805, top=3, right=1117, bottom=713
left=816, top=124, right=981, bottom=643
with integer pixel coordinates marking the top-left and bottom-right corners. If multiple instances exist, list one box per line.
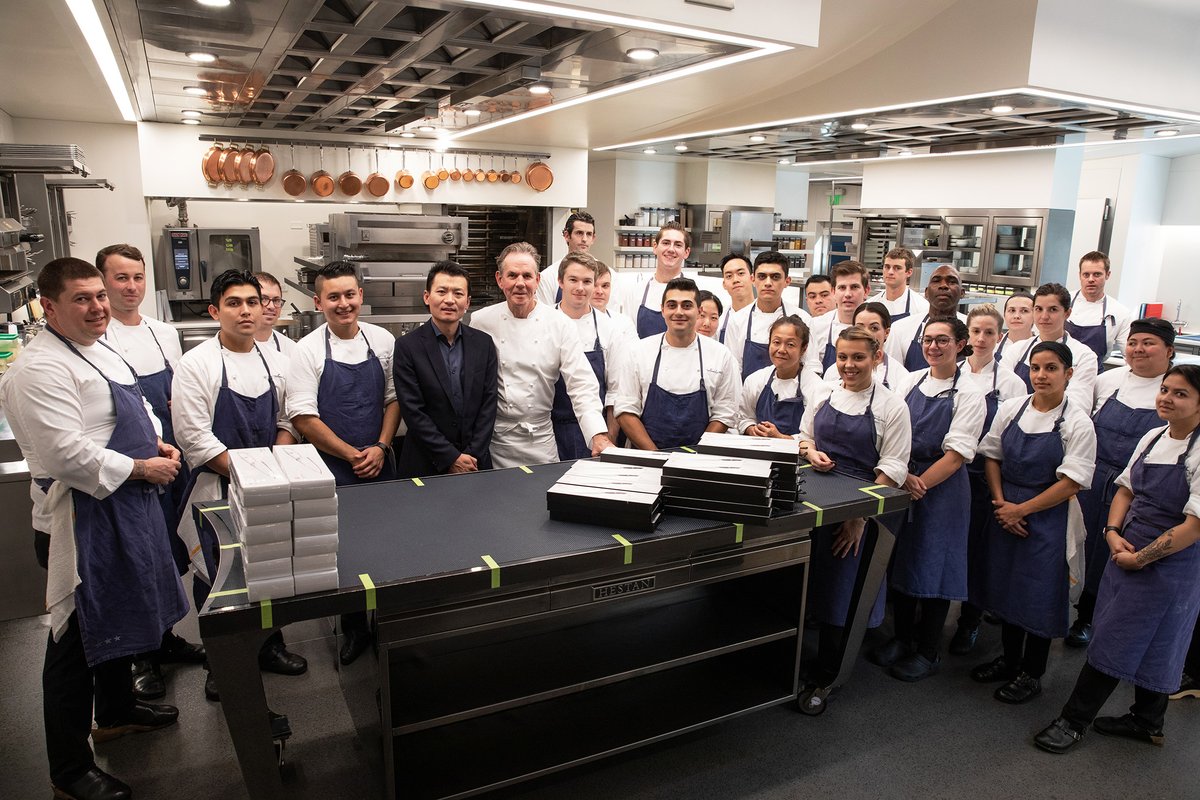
left=701, top=160, right=777, bottom=208
left=0, top=108, right=14, bottom=142
left=586, top=159, right=618, bottom=266
left=861, top=150, right=1077, bottom=210
left=1156, top=154, right=1200, bottom=329
left=775, top=169, right=810, bottom=219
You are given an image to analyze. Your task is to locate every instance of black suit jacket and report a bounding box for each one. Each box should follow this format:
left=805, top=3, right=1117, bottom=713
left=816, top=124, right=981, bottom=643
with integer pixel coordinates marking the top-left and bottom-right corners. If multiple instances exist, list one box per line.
left=393, top=320, right=499, bottom=478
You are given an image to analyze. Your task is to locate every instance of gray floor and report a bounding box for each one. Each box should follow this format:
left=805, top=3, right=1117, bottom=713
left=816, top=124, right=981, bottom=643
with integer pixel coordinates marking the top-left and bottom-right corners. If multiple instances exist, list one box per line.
left=3, top=600, right=1199, bottom=800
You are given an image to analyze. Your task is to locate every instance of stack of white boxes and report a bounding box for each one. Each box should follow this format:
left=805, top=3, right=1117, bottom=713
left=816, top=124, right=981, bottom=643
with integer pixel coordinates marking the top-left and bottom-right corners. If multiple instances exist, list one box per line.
left=273, top=444, right=340, bottom=595
left=227, top=444, right=339, bottom=601
left=228, top=448, right=296, bottom=602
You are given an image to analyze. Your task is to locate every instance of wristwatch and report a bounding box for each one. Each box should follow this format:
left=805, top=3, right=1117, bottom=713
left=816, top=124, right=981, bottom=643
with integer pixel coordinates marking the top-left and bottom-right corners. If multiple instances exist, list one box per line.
left=371, top=441, right=389, bottom=453
left=1103, top=525, right=1122, bottom=535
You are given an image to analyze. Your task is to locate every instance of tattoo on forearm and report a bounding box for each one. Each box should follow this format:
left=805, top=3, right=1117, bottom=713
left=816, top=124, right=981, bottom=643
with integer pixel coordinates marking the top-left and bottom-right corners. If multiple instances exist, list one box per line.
left=1136, top=528, right=1175, bottom=566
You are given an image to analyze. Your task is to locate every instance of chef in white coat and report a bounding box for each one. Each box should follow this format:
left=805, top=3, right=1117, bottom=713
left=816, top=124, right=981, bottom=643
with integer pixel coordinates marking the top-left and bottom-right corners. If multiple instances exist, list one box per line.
left=999, top=282, right=1099, bottom=409
left=868, top=247, right=930, bottom=324
left=722, top=250, right=811, bottom=380
left=536, top=211, right=597, bottom=306
left=253, top=271, right=297, bottom=358
left=805, top=261, right=870, bottom=375
left=471, top=242, right=613, bottom=467
left=172, top=270, right=306, bottom=701
left=1065, top=251, right=1132, bottom=363
left=617, top=222, right=694, bottom=339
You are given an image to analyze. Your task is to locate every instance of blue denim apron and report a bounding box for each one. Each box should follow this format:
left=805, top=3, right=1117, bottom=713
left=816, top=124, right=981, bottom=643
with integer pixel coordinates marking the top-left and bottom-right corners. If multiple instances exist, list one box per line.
left=640, top=336, right=709, bottom=449
left=754, top=371, right=805, bottom=436
left=1064, top=291, right=1113, bottom=363
left=49, top=328, right=187, bottom=666
left=741, top=302, right=790, bottom=381
left=903, top=314, right=930, bottom=373
left=819, top=313, right=840, bottom=373
left=979, top=397, right=1071, bottom=638
left=808, top=386, right=887, bottom=628
left=893, top=369, right=969, bottom=600
left=316, top=328, right=396, bottom=486
left=890, top=290, right=913, bottom=323
left=635, top=280, right=668, bottom=339
left=966, top=367, right=1001, bottom=606
left=552, top=309, right=606, bottom=460
left=1089, top=427, right=1200, bottom=693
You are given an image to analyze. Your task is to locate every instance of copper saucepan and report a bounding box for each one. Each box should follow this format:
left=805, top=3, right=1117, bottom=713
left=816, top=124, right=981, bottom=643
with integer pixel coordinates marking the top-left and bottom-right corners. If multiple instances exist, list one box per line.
left=395, top=149, right=414, bottom=190
left=281, top=145, right=307, bottom=196
left=251, top=145, right=275, bottom=187
left=526, top=160, right=553, bottom=192
left=201, top=144, right=224, bottom=185
left=509, top=154, right=522, bottom=185
left=311, top=145, right=335, bottom=197
left=473, top=154, right=485, bottom=182
left=219, top=145, right=241, bottom=185
left=337, top=146, right=362, bottom=196
left=437, top=161, right=450, bottom=182
left=449, top=154, right=461, bottom=182
left=462, top=153, right=476, bottom=183
left=364, top=148, right=389, bottom=197
left=422, top=151, right=440, bottom=191
left=486, top=154, right=499, bottom=183
left=237, top=145, right=257, bottom=187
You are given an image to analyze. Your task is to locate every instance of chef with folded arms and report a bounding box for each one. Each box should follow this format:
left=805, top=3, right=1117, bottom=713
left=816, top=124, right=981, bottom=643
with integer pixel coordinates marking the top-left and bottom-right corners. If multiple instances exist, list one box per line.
left=172, top=270, right=306, bottom=701
left=0, top=257, right=187, bottom=800
left=723, top=250, right=810, bottom=380
left=1000, top=282, right=1098, bottom=408
left=1064, top=251, right=1132, bottom=363
left=616, top=277, right=741, bottom=449
left=805, top=261, right=870, bottom=374
left=867, top=247, right=929, bottom=324
left=618, top=221, right=693, bottom=339
left=287, top=261, right=400, bottom=665
left=252, top=271, right=297, bottom=358
left=97, top=243, right=205, bottom=702
left=471, top=242, right=613, bottom=467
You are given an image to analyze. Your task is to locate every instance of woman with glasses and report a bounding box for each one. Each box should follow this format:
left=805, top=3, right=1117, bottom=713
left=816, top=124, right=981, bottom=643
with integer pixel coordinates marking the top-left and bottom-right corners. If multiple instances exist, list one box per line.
left=870, top=318, right=986, bottom=681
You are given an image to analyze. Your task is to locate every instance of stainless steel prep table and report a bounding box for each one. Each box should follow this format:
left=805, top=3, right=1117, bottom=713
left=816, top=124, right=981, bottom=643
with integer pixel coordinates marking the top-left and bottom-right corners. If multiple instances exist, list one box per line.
left=197, top=461, right=909, bottom=800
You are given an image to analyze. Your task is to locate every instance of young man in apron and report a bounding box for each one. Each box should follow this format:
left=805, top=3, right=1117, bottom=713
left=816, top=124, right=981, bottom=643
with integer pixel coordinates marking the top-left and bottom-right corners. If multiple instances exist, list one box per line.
left=536, top=210, right=597, bottom=306
left=885, top=265, right=967, bottom=373
left=252, top=272, right=297, bottom=359
left=1063, top=251, right=1132, bottom=364
left=0, top=258, right=187, bottom=800
left=97, top=244, right=205, bottom=701
left=287, top=261, right=400, bottom=665
left=805, top=261, right=870, bottom=375
left=868, top=247, right=929, bottom=325
left=618, top=222, right=693, bottom=339
left=717, top=253, right=755, bottom=343
left=723, top=250, right=811, bottom=380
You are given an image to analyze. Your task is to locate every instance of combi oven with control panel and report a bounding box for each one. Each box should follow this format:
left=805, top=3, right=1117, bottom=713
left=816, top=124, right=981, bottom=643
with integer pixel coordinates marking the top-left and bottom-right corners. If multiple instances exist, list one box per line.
left=156, top=227, right=261, bottom=302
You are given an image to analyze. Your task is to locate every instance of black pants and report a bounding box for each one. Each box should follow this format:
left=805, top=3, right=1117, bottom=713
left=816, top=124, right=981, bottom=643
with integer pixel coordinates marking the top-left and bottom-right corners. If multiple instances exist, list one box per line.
left=893, top=594, right=951, bottom=660
left=1062, top=662, right=1168, bottom=731
left=44, top=613, right=135, bottom=786
left=1001, top=622, right=1052, bottom=678
left=1074, top=587, right=1097, bottom=627
left=1184, top=614, right=1200, bottom=677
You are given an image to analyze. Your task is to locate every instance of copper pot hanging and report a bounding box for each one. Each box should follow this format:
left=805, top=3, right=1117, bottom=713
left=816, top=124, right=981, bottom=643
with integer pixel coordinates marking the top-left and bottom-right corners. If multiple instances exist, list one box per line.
left=462, top=153, right=476, bottom=183
left=473, top=155, right=485, bottom=182
left=422, top=151, right=440, bottom=190
left=364, top=148, right=389, bottom=197
left=449, top=154, right=461, bottom=182
left=311, top=145, right=335, bottom=197
left=219, top=145, right=241, bottom=185
left=509, top=154, right=522, bottom=185
left=337, top=146, right=362, bottom=196
left=237, top=145, right=257, bottom=187
left=280, top=145, right=307, bottom=196
left=395, top=149, right=414, bottom=190
left=525, top=160, right=553, bottom=192
left=201, top=144, right=224, bottom=186
left=251, top=145, right=275, bottom=187
left=486, top=154, right=499, bottom=183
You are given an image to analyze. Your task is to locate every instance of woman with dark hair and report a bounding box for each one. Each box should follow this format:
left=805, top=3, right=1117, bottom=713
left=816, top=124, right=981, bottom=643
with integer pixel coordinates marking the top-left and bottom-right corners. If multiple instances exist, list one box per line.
left=870, top=318, right=986, bottom=680
left=823, top=301, right=911, bottom=393
left=696, top=290, right=724, bottom=339
left=995, top=292, right=1034, bottom=363
left=736, top=315, right=818, bottom=438
left=1035, top=364, right=1200, bottom=753
left=972, top=341, right=1097, bottom=704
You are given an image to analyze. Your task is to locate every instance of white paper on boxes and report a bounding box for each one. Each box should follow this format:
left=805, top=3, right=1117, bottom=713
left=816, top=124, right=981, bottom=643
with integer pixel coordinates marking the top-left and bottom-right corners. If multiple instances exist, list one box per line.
left=293, top=552, right=337, bottom=574
left=293, top=496, right=338, bottom=518
left=231, top=502, right=292, bottom=545
left=292, top=532, right=338, bottom=557
left=228, top=448, right=292, bottom=505
left=230, top=492, right=292, bottom=525
left=272, top=444, right=337, bottom=500
left=247, top=575, right=295, bottom=602
left=244, top=556, right=293, bottom=582
left=242, top=539, right=292, bottom=563
left=293, top=514, right=339, bottom=538
left=293, top=569, right=339, bottom=595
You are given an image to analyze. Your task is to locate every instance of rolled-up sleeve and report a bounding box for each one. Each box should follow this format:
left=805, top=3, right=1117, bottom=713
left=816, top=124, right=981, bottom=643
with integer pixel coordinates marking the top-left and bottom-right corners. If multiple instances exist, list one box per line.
left=1056, top=409, right=1097, bottom=487
left=874, top=394, right=912, bottom=486
left=944, top=389, right=986, bottom=461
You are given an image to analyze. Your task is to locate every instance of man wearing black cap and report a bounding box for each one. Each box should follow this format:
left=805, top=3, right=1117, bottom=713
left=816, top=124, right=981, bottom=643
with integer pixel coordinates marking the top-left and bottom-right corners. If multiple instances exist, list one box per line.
left=1068, top=317, right=1176, bottom=647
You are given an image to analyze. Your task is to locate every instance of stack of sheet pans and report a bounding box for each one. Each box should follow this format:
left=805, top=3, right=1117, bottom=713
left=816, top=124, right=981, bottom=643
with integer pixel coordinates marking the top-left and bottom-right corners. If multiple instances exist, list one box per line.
left=546, top=460, right=664, bottom=532
left=661, top=452, right=777, bottom=523
left=694, top=432, right=801, bottom=512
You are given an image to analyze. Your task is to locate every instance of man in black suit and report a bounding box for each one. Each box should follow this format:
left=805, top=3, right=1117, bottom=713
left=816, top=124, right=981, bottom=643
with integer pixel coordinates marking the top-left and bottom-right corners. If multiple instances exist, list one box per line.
left=393, top=261, right=499, bottom=478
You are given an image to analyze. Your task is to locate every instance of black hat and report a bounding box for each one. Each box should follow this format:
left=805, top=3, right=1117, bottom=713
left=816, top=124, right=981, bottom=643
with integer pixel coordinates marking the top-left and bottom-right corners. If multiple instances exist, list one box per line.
left=1129, top=317, right=1176, bottom=346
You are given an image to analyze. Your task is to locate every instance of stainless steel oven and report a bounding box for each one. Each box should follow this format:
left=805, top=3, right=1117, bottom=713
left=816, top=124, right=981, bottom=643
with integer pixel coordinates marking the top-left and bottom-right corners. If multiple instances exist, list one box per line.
left=156, top=227, right=262, bottom=302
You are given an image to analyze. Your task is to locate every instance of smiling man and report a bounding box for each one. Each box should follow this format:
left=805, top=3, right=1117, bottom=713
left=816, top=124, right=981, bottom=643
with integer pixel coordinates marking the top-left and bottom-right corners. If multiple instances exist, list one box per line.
left=805, top=261, right=871, bottom=374
left=615, top=277, right=741, bottom=450
left=868, top=247, right=930, bottom=324
left=619, top=221, right=694, bottom=339
left=885, top=265, right=967, bottom=372
left=1065, top=251, right=1132, bottom=362
left=252, top=272, right=297, bottom=358
left=723, top=250, right=811, bottom=380
left=471, top=242, right=613, bottom=467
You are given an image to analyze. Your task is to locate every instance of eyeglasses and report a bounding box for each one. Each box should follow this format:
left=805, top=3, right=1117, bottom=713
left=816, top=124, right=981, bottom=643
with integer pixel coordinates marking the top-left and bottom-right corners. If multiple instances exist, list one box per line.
left=921, top=336, right=953, bottom=347
left=262, top=297, right=285, bottom=308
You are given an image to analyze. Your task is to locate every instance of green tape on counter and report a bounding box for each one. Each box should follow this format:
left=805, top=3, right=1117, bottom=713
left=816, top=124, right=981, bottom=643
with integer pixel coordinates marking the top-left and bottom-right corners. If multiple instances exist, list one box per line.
left=260, top=598, right=273, bottom=630
left=201, top=505, right=230, bottom=514
left=612, top=534, right=633, bottom=565
left=734, top=523, right=744, bottom=544
left=412, top=477, right=424, bottom=487
left=518, top=466, right=533, bottom=474
left=359, top=573, right=377, bottom=611
left=859, top=486, right=886, bottom=516
left=209, top=587, right=248, bottom=599
left=801, top=501, right=824, bottom=527
left=219, top=542, right=242, bottom=550
left=680, top=446, right=696, bottom=453
left=481, top=555, right=501, bottom=588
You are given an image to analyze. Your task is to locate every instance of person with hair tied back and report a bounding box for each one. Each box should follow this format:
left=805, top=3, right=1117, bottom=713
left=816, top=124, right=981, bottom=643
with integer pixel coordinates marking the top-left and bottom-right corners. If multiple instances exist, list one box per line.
left=1034, top=364, right=1200, bottom=754
left=995, top=291, right=1034, bottom=363
left=972, top=341, right=1096, bottom=706
left=822, top=301, right=911, bottom=393
left=736, top=315, right=820, bottom=438
left=695, top=291, right=724, bottom=339
left=1000, top=282, right=1098, bottom=409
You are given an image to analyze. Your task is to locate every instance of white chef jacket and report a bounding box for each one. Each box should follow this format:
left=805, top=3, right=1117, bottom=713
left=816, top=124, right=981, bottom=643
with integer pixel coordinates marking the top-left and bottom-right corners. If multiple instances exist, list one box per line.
left=736, top=365, right=824, bottom=433
left=535, top=264, right=560, bottom=307
left=722, top=300, right=812, bottom=377
left=613, top=333, right=741, bottom=429
left=804, top=310, right=855, bottom=374
left=867, top=288, right=930, bottom=322
left=998, top=331, right=1099, bottom=411
left=103, top=316, right=183, bottom=375
left=257, top=329, right=297, bottom=360
left=285, top=321, right=397, bottom=419
left=1070, top=292, right=1132, bottom=356
left=617, top=270, right=696, bottom=335
left=961, top=359, right=1028, bottom=404
left=560, top=307, right=629, bottom=404
left=977, top=396, right=1097, bottom=489
left=904, top=368, right=988, bottom=461
left=822, top=355, right=912, bottom=396
left=471, top=301, right=607, bottom=463
left=884, top=312, right=969, bottom=367
left=1092, top=366, right=1163, bottom=414
left=1117, top=425, right=1200, bottom=519
left=797, top=381, right=911, bottom=487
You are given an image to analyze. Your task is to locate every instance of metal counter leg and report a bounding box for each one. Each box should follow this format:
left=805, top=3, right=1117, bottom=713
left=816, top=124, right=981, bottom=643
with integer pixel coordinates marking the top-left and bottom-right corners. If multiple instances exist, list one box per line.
left=205, top=628, right=286, bottom=800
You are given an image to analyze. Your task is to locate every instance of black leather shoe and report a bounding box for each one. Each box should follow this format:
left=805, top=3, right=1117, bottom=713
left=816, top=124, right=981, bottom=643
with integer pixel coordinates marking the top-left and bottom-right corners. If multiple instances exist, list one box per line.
left=1065, top=621, right=1092, bottom=648
left=204, top=668, right=220, bottom=702
left=971, top=656, right=1019, bottom=683
left=1034, top=717, right=1085, bottom=754
left=866, top=638, right=911, bottom=668
left=995, top=673, right=1042, bottom=704
left=890, top=653, right=940, bottom=682
left=259, top=644, right=308, bottom=676
left=159, top=631, right=206, bottom=664
left=339, top=628, right=372, bottom=666
left=92, top=700, right=179, bottom=743
left=131, top=658, right=165, bottom=700
left=1093, top=713, right=1164, bottom=746
left=52, top=766, right=131, bottom=800
left=949, top=625, right=979, bottom=655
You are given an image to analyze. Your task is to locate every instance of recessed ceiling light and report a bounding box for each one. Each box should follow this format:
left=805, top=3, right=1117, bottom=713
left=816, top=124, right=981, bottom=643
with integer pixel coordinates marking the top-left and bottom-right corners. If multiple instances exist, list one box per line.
left=990, top=104, right=1014, bottom=114
left=778, top=158, right=791, bottom=165
left=749, top=134, right=766, bottom=143
left=643, top=148, right=657, bottom=155
left=417, top=125, right=436, bottom=132
left=1155, top=128, right=1180, bottom=137
left=850, top=122, right=869, bottom=131
left=529, top=84, right=551, bottom=95
left=294, top=199, right=306, bottom=203
left=187, top=51, right=217, bottom=63
left=626, top=47, right=660, bottom=61
left=181, top=110, right=202, bottom=118
left=898, top=149, right=914, bottom=156
left=237, top=197, right=249, bottom=202
left=183, top=85, right=208, bottom=96
left=196, top=0, right=231, bottom=6
left=674, top=144, right=688, bottom=152
left=181, top=118, right=201, bottom=125
left=464, top=109, right=482, bottom=117
left=400, top=131, right=416, bottom=138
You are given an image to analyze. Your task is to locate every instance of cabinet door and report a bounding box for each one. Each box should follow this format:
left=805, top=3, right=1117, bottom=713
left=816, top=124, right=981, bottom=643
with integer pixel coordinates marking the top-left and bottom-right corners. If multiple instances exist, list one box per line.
left=986, top=217, right=1042, bottom=286
left=943, top=216, right=989, bottom=280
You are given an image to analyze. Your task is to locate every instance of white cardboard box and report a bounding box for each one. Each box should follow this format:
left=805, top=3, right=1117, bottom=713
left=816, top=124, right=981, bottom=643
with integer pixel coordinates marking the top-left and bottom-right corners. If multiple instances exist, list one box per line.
left=292, top=532, right=338, bottom=558
left=242, top=538, right=292, bottom=563
left=293, top=496, right=338, bottom=518
left=230, top=491, right=292, bottom=526
left=231, top=503, right=292, bottom=545
left=243, top=556, right=293, bottom=582
left=293, top=568, right=339, bottom=595
left=247, top=574, right=295, bottom=602
left=293, top=514, right=338, bottom=538
left=228, top=448, right=292, bottom=505
left=293, top=552, right=337, bottom=574
left=272, top=444, right=337, bottom=500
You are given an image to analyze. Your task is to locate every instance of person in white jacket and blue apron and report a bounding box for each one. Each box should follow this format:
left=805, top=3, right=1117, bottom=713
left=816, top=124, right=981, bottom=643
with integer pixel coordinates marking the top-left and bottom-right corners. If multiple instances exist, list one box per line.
left=867, top=247, right=929, bottom=325
left=1035, top=365, right=1200, bottom=753
left=1063, top=251, right=1132, bottom=365
left=736, top=315, right=820, bottom=438
left=723, top=251, right=810, bottom=381
left=994, top=291, right=1034, bottom=364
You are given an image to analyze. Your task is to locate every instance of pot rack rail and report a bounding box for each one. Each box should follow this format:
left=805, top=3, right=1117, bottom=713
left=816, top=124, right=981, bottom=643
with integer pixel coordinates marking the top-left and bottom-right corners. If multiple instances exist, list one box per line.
left=196, top=134, right=549, bottom=160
